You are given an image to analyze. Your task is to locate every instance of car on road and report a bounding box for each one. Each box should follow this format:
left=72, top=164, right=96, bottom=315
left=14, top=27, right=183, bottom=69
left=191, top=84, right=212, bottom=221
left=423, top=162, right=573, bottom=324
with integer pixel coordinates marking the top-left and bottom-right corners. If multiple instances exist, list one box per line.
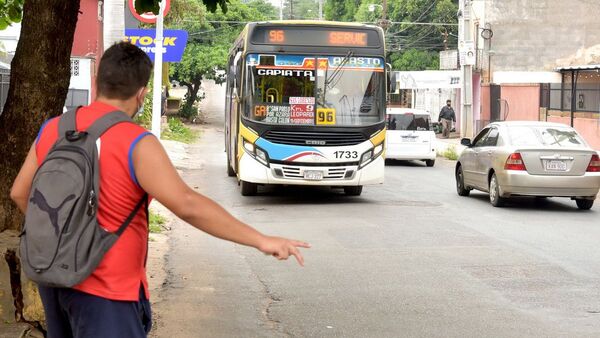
left=385, top=108, right=436, bottom=167
left=455, top=121, right=600, bottom=209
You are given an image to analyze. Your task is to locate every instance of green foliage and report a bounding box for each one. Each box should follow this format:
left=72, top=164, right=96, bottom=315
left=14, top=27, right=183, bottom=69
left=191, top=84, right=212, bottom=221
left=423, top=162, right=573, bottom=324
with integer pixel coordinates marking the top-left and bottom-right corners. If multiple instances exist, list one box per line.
left=134, top=0, right=229, bottom=14
left=149, top=210, right=166, bottom=233
left=325, top=0, right=458, bottom=72
left=440, top=145, right=459, bottom=161
left=178, top=103, right=196, bottom=120
left=324, top=0, right=361, bottom=22
left=169, top=0, right=277, bottom=118
left=282, top=0, right=320, bottom=20
left=389, top=48, right=439, bottom=71
left=134, top=79, right=154, bottom=128
left=0, top=0, right=23, bottom=30
left=162, top=117, right=199, bottom=143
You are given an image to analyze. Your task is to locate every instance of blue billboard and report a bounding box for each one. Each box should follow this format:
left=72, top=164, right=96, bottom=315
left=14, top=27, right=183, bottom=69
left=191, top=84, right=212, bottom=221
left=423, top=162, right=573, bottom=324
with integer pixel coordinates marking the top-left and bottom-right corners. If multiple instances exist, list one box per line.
left=124, top=29, right=188, bottom=62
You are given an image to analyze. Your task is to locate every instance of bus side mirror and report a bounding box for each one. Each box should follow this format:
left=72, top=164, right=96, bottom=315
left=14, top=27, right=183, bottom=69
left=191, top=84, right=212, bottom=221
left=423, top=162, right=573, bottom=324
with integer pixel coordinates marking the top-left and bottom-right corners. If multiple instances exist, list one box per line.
left=232, top=88, right=240, bottom=103
left=386, top=63, right=397, bottom=93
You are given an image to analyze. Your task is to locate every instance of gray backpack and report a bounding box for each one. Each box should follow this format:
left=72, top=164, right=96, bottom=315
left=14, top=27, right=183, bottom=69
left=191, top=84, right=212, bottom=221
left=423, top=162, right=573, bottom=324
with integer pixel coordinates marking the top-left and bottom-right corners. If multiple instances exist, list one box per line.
left=20, top=109, right=147, bottom=287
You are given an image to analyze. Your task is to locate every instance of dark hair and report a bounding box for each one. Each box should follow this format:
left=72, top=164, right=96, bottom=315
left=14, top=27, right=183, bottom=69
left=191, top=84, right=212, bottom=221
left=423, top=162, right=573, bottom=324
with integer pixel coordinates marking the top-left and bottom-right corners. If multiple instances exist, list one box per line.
left=446, top=99, right=451, bottom=103
left=96, top=42, right=153, bottom=100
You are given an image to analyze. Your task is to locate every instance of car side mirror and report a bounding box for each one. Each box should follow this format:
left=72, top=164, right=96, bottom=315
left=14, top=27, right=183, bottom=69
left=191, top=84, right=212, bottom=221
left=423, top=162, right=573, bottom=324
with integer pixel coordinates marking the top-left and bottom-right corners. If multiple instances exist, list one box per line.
left=460, top=138, right=472, bottom=147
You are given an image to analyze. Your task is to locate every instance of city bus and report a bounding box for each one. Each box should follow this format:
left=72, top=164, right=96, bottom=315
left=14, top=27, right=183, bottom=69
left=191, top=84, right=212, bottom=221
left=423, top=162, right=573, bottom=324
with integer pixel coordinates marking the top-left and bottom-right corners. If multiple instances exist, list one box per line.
left=224, top=21, right=395, bottom=196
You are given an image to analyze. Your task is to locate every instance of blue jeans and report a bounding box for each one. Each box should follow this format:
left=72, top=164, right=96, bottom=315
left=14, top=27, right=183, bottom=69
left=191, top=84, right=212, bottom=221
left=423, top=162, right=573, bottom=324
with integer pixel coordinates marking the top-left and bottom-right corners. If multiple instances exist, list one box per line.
left=38, top=285, right=152, bottom=338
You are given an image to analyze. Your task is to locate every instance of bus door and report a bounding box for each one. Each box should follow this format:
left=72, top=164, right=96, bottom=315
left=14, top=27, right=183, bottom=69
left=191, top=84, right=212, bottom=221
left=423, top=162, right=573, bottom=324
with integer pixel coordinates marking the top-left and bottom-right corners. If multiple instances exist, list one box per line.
left=229, top=51, right=243, bottom=171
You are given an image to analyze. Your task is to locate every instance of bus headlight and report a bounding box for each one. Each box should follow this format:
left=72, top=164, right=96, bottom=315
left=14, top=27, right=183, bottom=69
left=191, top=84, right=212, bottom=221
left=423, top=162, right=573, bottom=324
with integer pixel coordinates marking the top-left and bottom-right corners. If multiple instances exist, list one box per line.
left=359, top=143, right=384, bottom=169
left=243, top=139, right=269, bottom=167
left=255, top=148, right=268, bottom=165
left=243, top=139, right=255, bottom=153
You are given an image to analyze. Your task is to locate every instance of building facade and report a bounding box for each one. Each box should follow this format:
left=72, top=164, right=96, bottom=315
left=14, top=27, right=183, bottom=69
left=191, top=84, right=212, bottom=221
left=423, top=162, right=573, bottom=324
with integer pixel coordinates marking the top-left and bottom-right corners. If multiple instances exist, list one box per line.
left=471, top=0, right=600, bottom=149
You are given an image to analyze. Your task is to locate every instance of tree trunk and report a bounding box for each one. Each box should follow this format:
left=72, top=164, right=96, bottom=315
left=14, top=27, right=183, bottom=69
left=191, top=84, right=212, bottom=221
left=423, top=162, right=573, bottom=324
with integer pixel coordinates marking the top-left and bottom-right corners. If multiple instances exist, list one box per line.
left=0, top=0, right=81, bottom=232
left=182, top=80, right=201, bottom=113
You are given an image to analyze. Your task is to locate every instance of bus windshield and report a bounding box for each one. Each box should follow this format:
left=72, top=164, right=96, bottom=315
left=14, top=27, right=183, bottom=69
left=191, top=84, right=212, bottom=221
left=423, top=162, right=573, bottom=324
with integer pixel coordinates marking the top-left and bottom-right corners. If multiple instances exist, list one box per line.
left=244, top=54, right=384, bottom=127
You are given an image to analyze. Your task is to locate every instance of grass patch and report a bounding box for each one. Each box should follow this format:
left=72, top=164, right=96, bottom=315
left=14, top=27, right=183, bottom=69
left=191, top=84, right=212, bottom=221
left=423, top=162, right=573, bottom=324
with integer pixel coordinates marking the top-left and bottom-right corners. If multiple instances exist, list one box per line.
left=149, top=211, right=167, bottom=233
left=161, top=117, right=199, bottom=144
left=440, top=146, right=459, bottom=161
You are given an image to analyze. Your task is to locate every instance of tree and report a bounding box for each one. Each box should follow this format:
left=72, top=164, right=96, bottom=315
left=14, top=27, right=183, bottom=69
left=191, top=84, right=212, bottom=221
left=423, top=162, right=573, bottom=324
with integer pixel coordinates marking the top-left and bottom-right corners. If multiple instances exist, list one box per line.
left=169, top=0, right=276, bottom=118
left=283, top=0, right=319, bottom=20
left=389, top=48, right=439, bottom=70
left=0, top=0, right=235, bottom=232
left=324, top=0, right=361, bottom=22
left=0, top=1, right=81, bottom=232
left=0, top=0, right=23, bottom=29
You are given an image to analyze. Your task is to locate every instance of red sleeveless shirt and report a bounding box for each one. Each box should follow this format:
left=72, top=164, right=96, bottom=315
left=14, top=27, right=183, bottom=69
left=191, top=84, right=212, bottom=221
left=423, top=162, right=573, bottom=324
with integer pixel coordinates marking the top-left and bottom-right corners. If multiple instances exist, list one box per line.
left=36, top=101, right=153, bottom=301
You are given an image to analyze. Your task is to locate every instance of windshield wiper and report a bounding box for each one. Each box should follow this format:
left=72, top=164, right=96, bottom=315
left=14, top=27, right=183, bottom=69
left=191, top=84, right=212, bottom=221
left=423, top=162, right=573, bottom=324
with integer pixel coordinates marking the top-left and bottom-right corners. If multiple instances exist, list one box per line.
left=325, top=51, right=353, bottom=89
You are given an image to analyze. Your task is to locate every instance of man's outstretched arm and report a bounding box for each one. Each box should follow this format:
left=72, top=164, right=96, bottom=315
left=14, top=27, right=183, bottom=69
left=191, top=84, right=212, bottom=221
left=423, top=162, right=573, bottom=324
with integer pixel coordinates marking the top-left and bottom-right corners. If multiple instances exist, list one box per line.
left=133, top=135, right=310, bottom=265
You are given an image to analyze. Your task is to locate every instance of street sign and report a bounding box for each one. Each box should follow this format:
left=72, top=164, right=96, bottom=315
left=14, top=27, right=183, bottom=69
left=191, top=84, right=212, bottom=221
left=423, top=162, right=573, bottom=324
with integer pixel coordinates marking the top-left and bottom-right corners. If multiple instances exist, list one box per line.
left=128, top=0, right=171, bottom=24
left=124, top=29, right=188, bottom=62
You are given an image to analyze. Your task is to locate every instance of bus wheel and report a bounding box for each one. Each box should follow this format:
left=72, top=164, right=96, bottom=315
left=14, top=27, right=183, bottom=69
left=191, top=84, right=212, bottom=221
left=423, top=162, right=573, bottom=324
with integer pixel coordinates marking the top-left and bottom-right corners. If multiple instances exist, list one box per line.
left=227, top=156, right=236, bottom=177
left=240, top=180, right=257, bottom=196
left=344, top=186, right=363, bottom=196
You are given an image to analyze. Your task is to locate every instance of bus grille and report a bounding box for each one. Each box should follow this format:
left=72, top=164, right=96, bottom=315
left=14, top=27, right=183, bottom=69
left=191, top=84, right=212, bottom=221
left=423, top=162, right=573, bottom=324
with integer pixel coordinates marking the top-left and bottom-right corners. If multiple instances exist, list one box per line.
left=279, top=166, right=352, bottom=180
left=263, top=130, right=367, bottom=146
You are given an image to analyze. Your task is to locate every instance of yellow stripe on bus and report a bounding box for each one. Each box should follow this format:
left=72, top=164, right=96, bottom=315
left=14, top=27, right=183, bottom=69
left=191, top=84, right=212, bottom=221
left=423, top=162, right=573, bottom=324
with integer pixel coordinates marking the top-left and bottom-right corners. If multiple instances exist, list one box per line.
left=370, top=129, right=386, bottom=146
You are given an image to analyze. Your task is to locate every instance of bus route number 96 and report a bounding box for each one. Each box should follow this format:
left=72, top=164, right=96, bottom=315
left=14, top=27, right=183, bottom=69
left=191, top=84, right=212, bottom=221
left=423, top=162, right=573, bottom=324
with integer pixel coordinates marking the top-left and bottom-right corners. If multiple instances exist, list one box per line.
left=316, top=108, right=336, bottom=125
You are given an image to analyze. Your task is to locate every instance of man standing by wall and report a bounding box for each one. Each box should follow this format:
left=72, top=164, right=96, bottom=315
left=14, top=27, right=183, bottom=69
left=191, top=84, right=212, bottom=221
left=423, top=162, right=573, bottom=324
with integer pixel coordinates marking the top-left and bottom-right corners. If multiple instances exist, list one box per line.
left=438, top=99, right=456, bottom=138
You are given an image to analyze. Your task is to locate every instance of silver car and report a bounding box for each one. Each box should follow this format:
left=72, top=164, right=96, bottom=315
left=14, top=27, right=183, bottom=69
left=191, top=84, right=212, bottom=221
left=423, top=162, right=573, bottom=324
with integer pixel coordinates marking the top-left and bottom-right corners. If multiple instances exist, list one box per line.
left=455, top=121, right=600, bottom=209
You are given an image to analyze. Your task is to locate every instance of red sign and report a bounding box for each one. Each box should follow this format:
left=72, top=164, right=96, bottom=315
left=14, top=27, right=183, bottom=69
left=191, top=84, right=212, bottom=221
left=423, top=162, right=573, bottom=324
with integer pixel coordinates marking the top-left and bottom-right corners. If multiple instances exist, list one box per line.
left=128, top=0, right=171, bottom=24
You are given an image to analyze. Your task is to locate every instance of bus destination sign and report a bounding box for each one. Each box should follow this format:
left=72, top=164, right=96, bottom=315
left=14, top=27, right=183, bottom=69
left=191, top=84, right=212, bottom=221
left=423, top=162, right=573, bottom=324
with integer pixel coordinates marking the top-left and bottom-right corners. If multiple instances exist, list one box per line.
left=252, top=26, right=380, bottom=48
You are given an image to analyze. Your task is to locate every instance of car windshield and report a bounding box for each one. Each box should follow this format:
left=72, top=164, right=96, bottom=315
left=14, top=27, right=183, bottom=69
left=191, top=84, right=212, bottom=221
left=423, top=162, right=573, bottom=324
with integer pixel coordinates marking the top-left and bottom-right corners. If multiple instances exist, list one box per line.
left=386, top=114, right=431, bottom=131
left=507, top=126, right=587, bottom=148
left=244, top=54, right=384, bottom=126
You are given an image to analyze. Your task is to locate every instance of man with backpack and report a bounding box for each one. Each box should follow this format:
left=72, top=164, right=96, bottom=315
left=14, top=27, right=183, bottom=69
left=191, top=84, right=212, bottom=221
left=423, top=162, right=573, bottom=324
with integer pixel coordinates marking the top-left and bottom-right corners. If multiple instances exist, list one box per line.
left=9, top=42, right=309, bottom=338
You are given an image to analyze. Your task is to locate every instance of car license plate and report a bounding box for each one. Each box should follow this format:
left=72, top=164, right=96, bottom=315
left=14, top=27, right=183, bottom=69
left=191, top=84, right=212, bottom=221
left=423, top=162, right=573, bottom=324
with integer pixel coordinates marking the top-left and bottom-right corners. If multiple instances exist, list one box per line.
left=304, top=170, right=323, bottom=181
left=545, top=160, right=567, bottom=171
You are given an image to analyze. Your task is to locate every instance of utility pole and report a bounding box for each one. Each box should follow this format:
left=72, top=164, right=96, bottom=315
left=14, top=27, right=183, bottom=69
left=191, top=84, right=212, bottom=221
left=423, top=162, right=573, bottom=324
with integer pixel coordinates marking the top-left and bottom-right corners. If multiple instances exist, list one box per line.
left=290, top=0, right=293, bottom=20
left=459, top=0, right=474, bottom=138
left=318, top=0, right=323, bottom=20
left=151, top=0, right=166, bottom=138
left=280, top=0, right=283, bottom=20
left=381, top=0, right=389, bottom=30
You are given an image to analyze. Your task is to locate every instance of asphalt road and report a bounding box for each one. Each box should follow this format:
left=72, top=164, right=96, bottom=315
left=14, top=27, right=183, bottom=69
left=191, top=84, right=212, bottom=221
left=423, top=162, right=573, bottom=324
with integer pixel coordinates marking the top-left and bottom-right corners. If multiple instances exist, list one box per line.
left=151, top=85, right=600, bottom=338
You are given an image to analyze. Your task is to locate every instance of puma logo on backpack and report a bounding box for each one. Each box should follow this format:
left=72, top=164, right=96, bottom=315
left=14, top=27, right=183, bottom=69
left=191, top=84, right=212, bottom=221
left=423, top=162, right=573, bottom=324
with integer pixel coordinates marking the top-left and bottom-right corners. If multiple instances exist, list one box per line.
left=20, top=109, right=147, bottom=287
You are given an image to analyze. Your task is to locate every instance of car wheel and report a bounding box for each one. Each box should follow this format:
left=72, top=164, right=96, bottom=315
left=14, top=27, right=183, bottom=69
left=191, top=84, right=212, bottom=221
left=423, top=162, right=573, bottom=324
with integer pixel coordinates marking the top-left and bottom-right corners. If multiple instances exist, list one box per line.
left=455, top=165, right=470, bottom=196
left=425, top=159, right=435, bottom=167
left=344, top=185, right=363, bottom=196
left=575, top=198, right=594, bottom=210
left=489, top=173, right=506, bottom=207
left=240, top=180, right=257, bottom=196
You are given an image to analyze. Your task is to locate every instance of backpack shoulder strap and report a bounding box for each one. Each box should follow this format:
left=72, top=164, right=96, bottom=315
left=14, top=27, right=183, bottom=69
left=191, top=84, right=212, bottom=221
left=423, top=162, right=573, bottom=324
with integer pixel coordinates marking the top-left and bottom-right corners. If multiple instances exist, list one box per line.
left=85, top=111, right=132, bottom=140
left=115, top=194, right=148, bottom=236
left=57, top=108, right=79, bottom=138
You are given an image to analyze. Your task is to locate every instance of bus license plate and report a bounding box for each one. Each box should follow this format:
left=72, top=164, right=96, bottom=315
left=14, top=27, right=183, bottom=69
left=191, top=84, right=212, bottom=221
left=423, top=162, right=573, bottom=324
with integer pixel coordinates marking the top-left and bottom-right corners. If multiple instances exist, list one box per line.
left=545, top=160, right=567, bottom=171
left=304, top=170, right=324, bottom=181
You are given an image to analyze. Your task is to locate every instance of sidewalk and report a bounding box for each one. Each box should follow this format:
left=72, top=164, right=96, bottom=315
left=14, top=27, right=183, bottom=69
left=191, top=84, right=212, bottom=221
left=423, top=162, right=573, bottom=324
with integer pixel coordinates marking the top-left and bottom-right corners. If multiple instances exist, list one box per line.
left=435, top=134, right=467, bottom=157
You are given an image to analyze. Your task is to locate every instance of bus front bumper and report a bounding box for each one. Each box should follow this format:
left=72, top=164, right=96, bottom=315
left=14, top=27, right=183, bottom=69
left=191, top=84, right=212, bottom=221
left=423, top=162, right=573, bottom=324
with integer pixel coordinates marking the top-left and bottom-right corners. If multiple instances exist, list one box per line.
left=238, top=153, right=384, bottom=186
